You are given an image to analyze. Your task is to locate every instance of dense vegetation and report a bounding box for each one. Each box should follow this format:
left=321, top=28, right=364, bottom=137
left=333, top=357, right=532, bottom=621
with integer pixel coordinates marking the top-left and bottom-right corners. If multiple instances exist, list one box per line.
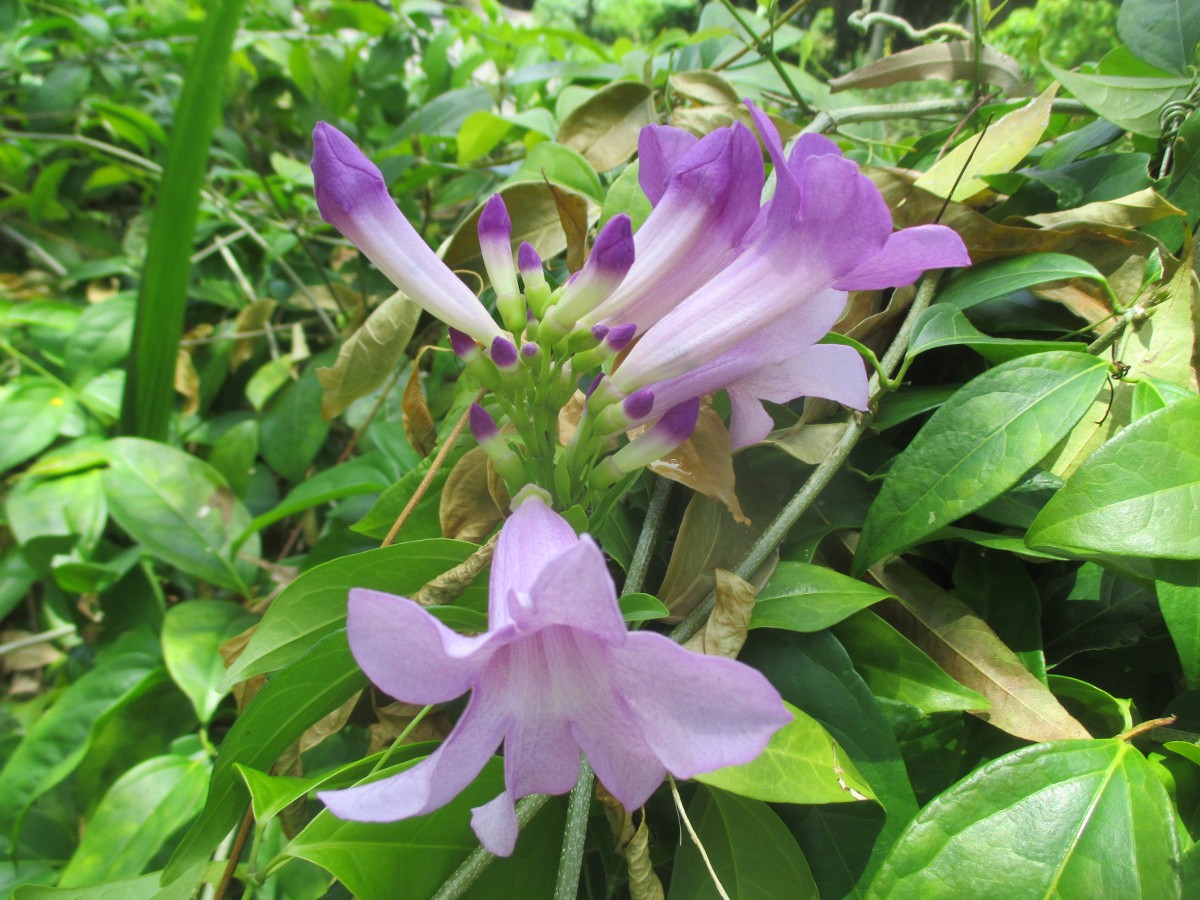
left=2, top=0, right=1199, bottom=897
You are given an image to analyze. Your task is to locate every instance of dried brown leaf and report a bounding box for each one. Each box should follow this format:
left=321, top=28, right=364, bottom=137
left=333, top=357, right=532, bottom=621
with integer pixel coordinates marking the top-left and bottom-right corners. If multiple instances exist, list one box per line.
left=649, top=404, right=746, bottom=524
left=414, top=531, right=499, bottom=607
left=1022, top=188, right=1185, bottom=230
left=683, top=568, right=756, bottom=659
left=403, top=347, right=438, bottom=458
left=174, top=347, right=202, bottom=416
left=439, top=446, right=504, bottom=543
left=557, top=81, right=655, bottom=172
left=669, top=70, right=740, bottom=106
left=830, top=41, right=1031, bottom=95
left=367, top=701, right=452, bottom=755
left=230, top=299, right=277, bottom=373
left=298, top=691, right=360, bottom=755
left=546, top=179, right=590, bottom=272
left=599, top=785, right=665, bottom=900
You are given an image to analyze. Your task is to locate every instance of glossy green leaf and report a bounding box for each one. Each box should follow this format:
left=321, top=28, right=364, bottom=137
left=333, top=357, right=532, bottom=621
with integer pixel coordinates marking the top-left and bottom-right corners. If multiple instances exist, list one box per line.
left=13, top=870, right=202, bottom=900
left=0, top=378, right=74, bottom=473
left=619, top=591, right=670, bottom=622
left=235, top=764, right=320, bottom=823
left=260, top=362, right=332, bottom=483
left=162, top=600, right=257, bottom=723
left=1156, top=559, right=1200, bottom=688
left=512, top=141, right=604, bottom=201
left=598, top=159, right=652, bottom=230
left=100, top=438, right=258, bottom=593
left=163, top=631, right=368, bottom=884
left=1029, top=398, right=1200, bottom=560
left=906, top=305, right=1086, bottom=362
left=1047, top=675, right=1132, bottom=738
left=868, top=740, right=1181, bottom=899
left=0, top=630, right=162, bottom=830
left=934, top=252, right=1111, bottom=310
left=696, top=701, right=875, bottom=804
left=1118, top=0, right=1200, bottom=73
left=456, top=110, right=513, bottom=164
left=58, top=754, right=209, bottom=887
left=63, top=295, right=135, bottom=387
left=835, top=611, right=989, bottom=714
left=1043, top=59, right=1191, bottom=136
left=668, top=785, right=819, bottom=900
left=222, top=538, right=481, bottom=687
left=555, top=80, right=654, bottom=172
left=856, top=352, right=1111, bottom=573
left=750, top=562, right=894, bottom=632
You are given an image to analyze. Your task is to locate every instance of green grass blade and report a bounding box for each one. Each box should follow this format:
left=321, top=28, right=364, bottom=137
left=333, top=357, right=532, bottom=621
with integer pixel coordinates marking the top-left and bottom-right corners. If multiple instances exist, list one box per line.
left=120, top=0, right=246, bottom=439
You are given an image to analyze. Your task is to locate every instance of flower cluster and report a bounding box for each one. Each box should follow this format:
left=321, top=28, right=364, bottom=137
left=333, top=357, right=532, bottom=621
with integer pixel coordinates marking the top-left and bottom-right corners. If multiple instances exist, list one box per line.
left=310, top=104, right=968, bottom=505
left=319, top=487, right=791, bottom=856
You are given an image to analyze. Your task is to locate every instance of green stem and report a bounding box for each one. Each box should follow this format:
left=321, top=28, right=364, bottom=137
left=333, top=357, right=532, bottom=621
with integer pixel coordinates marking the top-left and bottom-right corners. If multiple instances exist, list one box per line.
left=429, top=795, right=550, bottom=900
left=669, top=272, right=943, bottom=645
left=803, top=98, right=1089, bottom=135
left=718, top=0, right=813, bottom=115
left=553, top=759, right=595, bottom=900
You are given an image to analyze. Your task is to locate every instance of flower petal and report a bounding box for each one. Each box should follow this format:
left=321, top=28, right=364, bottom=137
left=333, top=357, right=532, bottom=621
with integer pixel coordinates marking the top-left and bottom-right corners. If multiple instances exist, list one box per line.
left=318, top=687, right=507, bottom=822
left=797, top=153, right=893, bottom=277
left=739, top=343, right=870, bottom=409
left=525, top=537, right=625, bottom=639
left=638, top=124, right=699, bottom=206
left=347, top=588, right=494, bottom=704
left=471, top=791, right=520, bottom=856
left=311, top=123, right=501, bottom=344
left=725, top=387, right=776, bottom=450
left=489, top=492, right=579, bottom=630
left=833, top=224, right=971, bottom=290
left=612, top=632, right=790, bottom=779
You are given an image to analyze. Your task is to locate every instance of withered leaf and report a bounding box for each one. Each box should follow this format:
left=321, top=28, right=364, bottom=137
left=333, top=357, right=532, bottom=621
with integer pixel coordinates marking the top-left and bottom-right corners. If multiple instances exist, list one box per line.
left=650, top=404, right=746, bottom=524
left=230, top=299, right=277, bottom=373
left=439, top=446, right=504, bottom=543
left=683, top=568, right=756, bottom=659
left=403, top=346, right=438, bottom=458
left=556, top=81, right=654, bottom=172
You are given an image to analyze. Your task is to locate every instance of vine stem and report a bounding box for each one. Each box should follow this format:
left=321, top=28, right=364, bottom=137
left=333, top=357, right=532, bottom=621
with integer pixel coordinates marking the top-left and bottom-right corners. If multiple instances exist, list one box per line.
left=802, top=97, right=1088, bottom=135
left=433, top=477, right=673, bottom=900
left=670, top=272, right=943, bottom=645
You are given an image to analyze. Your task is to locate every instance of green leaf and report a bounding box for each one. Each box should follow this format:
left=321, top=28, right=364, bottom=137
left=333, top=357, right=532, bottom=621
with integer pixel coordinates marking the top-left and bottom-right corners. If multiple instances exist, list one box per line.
left=906, top=305, right=1086, bottom=363
left=1042, top=59, right=1191, bottom=137
left=0, top=378, right=74, bottom=473
left=163, top=631, right=368, bottom=885
left=14, top=871, right=202, bottom=900
left=834, top=611, right=989, bottom=714
left=6, top=469, right=107, bottom=569
left=1047, top=675, right=1133, bottom=738
left=315, top=291, right=420, bottom=419
left=512, top=141, right=604, bottom=202
left=58, top=754, right=210, bottom=887
left=868, top=740, right=1181, bottom=899
left=63, top=295, right=135, bottom=387
left=456, top=110, right=513, bottom=164
left=619, top=592, right=670, bottom=622
left=260, top=362, right=332, bottom=482
left=915, top=85, right=1056, bottom=201
left=855, top=352, right=1111, bottom=573
left=283, top=757, right=565, bottom=900
left=667, top=786, right=819, bottom=900
left=235, top=764, right=320, bottom=823
left=555, top=80, right=654, bottom=173
left=100, top=438, right=258, bottom=593
left=1027, top=397, right=1200, bottom=559
left=0, top=547, right=38, bottom=620
left=598, top=159, right=652, bottom=230
left=696, top=701, right=876, bottom=804
left=750, top=562, right=894, bottom=632
left=120, top=0, right=246, bottom=439
left=222, top=538, right=482, bottom=687
left=1118, top=0, right=1200, bottom=73
left=162, top=600, right=257, bottom=723
left=0, top=630, right=162, bottom=831
left=934, top=253, right=1111, bottom=310
left=1158, top=559, right=1200, bottom=688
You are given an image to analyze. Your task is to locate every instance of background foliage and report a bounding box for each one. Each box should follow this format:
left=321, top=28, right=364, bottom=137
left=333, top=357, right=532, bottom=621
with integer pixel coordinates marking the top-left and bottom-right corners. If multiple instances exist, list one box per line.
left=2, top=0, right=1199, bottom=897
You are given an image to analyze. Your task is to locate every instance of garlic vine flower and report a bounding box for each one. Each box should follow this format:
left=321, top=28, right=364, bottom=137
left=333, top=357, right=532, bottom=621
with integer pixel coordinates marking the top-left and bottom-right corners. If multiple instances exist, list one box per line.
left=319, top=489, right=789, bottom=856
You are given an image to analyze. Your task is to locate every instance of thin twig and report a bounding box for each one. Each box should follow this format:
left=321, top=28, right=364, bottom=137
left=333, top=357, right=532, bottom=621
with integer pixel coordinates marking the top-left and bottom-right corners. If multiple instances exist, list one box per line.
left=718, top=0, right=813, bottom=115
left=0, top=626, right=75, bottom=657
left=668, top=776, right=730, bottom=900
left=213, top=804, right=254, bottom=900
left=381, top=389, right=485, bottom=547
left=713, top=0, right=810, bottom=71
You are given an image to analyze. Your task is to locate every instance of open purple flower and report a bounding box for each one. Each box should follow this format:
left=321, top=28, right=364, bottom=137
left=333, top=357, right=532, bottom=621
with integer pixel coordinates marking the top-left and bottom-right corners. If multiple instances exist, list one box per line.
left=319, top=489, right=789, bottom=856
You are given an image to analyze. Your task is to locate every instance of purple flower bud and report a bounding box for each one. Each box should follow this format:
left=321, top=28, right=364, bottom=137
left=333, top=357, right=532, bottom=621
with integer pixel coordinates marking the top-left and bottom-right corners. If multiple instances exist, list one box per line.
left=589, top=215, right=636, bottom=278
left=657, top=396, right=701, bottom=445
left=604, top=323, right=637, bottom=352
left=590, top=324, right=610, bottom=343
left=594, top=397, right=701, bottom=486
left=490, top=336, right=519, bottom=370
left=311, top=122, right=389, bottom=229
left=478, top=195, right=519, bottom=298
left=517, top=242, right=542, bottom=275
left=546, top=215, right=635, bottom=329
left=622, top=389, right=654, bottom=422
left=521, top=342, right=539, bottom=358
left=449, top=327, right=478, bottom=359
left=469, top=403, right=500, bottom=444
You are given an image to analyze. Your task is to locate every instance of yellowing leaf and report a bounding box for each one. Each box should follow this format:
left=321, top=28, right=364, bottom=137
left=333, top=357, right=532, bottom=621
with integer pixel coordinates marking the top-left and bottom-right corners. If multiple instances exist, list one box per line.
left=439, top=447, right=504, bottom=543
left=917, top=83, right=1058, bottom=201
left=684, top=568, right=756, bottom=659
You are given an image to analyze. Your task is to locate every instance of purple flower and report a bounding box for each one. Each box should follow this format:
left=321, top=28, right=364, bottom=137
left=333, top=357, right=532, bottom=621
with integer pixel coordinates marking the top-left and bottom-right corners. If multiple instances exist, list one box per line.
left=604, top=104, right=969, bottom=440
left=318, top=490, right=789, bottom=856
left=311, top=123, right=502, bottom=344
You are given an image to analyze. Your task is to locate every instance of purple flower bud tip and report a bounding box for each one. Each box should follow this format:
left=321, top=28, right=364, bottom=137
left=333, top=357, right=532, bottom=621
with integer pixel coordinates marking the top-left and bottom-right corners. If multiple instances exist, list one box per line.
left=469, top=403, right=499, bottom=442
left=605, top=323, right=637, bottom=351
left=521, top=342, right=539, bottom=358
left=590, top=324, right=610, bottom=342
left=526, top=307, right=536, bottom=322
left=490, top=336, right=519, bottom=369
left=449, top=327, right=476, bottom=358
left=623, top=389, right=654, bottom=422
left=590, top=214, right=635, bottom=275
left=565, top=271, right=580, bottom=287
left=584, top=374, right=604, bottom=398
left=660, top=397, right=701, bottom=443
left=478, top=194, right=512, bottom=242
left=311, top=122, right=387, bottom=224
left=517, top=241, right=542, bottom=273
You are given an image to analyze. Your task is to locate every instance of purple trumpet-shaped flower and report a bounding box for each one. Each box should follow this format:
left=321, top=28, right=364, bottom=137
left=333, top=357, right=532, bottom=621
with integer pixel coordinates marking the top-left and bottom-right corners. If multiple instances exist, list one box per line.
left=311, top=123, right=502, bottom=344
left=608, top=103, right=969, bottom=404
left=594, top=388, right=655, bottom=434
left=319, top=489, right=789, bottom=856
